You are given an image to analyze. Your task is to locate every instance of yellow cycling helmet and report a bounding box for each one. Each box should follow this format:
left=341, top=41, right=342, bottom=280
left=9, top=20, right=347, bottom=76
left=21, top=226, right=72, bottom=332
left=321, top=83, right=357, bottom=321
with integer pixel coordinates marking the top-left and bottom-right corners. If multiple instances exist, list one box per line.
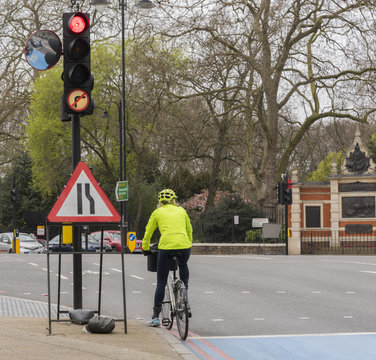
left=158, top=189, right=177, bottom=203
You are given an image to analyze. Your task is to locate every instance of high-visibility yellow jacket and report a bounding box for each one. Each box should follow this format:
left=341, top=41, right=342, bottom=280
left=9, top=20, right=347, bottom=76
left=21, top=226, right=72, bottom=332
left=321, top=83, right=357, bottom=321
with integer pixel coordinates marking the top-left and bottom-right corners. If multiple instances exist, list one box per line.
left=142, top=204, right=193, bottom=250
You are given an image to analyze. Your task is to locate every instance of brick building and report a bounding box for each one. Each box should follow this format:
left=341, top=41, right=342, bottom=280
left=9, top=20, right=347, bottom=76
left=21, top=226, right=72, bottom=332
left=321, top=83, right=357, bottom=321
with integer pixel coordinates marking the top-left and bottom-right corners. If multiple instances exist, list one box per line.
left=289, top=125, right=376, bottom=254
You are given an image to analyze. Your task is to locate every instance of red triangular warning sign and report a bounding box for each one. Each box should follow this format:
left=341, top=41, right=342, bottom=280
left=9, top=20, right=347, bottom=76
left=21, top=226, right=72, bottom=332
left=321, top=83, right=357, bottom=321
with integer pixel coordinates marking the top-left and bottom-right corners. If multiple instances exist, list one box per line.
left=48, top=162, right=120, bottom=223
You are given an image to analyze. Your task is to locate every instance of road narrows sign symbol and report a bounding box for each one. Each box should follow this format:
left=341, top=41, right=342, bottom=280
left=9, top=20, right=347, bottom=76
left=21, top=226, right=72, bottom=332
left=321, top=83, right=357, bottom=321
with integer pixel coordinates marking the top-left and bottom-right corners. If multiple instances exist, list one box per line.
left=48, top=162, right=120, bottom=223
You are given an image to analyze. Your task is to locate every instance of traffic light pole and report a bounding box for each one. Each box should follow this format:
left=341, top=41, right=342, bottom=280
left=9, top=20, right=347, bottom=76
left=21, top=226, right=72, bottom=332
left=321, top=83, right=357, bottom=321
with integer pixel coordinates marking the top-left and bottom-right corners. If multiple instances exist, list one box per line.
left=72, top=113, right=82, bottom=309
left=285, top=202, right=288, bottom=255
left=62, top=11, right=93, bottom=310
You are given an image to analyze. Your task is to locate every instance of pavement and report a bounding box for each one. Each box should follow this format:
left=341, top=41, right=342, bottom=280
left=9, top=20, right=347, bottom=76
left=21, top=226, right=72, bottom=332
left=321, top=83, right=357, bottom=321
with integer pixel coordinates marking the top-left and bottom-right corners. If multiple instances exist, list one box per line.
left=0, top=295, right=198, bottom=360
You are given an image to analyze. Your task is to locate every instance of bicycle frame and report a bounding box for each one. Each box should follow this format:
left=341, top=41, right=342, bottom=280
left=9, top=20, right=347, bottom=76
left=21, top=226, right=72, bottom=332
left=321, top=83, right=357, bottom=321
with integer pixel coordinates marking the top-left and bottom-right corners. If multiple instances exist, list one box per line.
left=161, top=254, right=189, bottom=340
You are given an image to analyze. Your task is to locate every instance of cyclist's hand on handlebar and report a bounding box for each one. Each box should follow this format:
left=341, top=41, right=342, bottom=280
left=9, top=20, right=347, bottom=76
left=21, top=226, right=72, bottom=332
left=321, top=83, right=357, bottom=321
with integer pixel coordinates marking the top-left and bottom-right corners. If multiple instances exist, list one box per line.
left=142, top=249, right=151, bottom=256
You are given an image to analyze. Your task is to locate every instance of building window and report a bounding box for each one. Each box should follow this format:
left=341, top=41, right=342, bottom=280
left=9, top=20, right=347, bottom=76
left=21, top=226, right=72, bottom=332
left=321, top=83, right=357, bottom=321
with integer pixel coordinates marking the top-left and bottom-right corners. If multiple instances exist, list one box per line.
left=305, top=206, right=321, bottom=228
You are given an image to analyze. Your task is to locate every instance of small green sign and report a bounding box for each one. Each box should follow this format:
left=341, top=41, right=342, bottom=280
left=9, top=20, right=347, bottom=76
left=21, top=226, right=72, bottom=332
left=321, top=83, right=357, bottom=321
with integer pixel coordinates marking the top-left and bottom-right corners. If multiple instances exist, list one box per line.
left=116, top=181, right=128, bottom=201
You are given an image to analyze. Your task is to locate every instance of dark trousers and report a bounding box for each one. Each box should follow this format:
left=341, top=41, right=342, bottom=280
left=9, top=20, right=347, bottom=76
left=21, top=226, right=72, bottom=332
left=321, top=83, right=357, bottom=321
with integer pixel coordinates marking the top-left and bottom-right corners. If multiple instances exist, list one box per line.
left=153, top=248, right=191, bottom=310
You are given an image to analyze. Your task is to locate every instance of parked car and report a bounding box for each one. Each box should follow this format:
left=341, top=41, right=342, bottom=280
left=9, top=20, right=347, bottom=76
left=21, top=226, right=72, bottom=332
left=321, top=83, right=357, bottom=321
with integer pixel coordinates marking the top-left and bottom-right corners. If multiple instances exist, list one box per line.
left=90, top=230, right=143, bottom=253
left=48, top=234, right=112, bottom=253
left=0, top=232, right=45, bottom=254
left=29, top=233, right=47, bottom=247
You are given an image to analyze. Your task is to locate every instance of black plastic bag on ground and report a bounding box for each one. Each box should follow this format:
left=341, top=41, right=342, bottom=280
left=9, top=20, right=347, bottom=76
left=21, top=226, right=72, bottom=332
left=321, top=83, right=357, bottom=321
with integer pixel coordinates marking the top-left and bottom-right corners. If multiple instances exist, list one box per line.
left=84, top=315, right=115, bottom=334
left=69, top=309, right=95, bottom=325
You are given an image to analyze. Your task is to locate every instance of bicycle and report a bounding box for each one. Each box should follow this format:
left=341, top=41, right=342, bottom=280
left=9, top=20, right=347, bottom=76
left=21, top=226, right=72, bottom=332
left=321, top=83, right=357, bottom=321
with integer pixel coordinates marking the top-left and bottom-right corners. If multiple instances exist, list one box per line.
left=160, top=252, right=190, bottom=340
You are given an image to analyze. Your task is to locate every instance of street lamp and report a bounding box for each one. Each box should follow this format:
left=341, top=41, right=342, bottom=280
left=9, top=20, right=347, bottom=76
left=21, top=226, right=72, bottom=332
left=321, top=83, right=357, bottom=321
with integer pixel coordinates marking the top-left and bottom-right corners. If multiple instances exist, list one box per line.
left=90, top=0, right=156, bottom=10
left=91, top=0, right=156, bottom=235
left=92, top=0, right=155, bottom=334
left=89, top=0, right=110, bottom=11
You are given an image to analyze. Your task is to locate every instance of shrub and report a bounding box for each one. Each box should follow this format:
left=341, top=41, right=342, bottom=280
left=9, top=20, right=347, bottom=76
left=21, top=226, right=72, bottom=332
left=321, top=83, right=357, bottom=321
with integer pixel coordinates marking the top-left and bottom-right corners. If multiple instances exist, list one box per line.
left=196, top=193, right=258, bottom=243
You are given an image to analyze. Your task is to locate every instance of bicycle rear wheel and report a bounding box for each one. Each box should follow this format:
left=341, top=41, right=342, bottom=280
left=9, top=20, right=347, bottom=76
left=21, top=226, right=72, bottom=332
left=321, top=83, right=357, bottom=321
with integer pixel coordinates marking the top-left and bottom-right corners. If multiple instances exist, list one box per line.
left=161, top=282, right=173, bottom=329
left=175, top=280, right=189, bottom=340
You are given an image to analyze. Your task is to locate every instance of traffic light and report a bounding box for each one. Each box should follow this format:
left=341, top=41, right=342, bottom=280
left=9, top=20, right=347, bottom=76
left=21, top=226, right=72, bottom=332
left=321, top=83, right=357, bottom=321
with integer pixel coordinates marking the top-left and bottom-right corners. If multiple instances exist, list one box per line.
left=277, top=180, right=292, bottom=205
left=11, top=188, right=18, bottom=203
left=284, top=187, right=292, bottom=205
left=62, top=12, right=94, bottom=117
left=277, top=181, right=286, bottom=204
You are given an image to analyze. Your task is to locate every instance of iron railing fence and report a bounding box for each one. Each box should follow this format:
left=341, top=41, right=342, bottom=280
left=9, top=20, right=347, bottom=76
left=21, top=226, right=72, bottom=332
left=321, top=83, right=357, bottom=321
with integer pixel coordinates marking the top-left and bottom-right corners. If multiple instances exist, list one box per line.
left=301, top=230, right=376, bottom=255
left=190, top=207, right=286, bottom=244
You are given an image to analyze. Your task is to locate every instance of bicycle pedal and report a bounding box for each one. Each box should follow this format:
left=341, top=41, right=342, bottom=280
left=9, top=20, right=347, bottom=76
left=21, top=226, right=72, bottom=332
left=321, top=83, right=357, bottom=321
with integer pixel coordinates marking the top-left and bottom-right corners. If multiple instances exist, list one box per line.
left=162, top=318, right=170, bottom=327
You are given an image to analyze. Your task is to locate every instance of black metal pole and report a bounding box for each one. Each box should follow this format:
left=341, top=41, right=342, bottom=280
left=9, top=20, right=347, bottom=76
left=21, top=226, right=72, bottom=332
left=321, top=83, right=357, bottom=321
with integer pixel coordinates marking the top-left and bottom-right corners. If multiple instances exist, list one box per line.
left=72, top=113, right=82, bottom=309
left=118, top=100, right=123, bottom=186
left=121, top=0, right=128, bottom=334
left=285, top=203, right=288, bottom=255
left=12, top=175, right=16, bottom=252
left=47, top=224, right=52, bottom=334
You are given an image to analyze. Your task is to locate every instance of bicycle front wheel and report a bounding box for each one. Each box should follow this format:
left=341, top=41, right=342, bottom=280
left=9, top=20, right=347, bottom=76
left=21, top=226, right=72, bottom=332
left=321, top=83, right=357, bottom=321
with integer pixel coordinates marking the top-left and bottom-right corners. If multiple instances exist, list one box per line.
left=175, top=281, right=189, bottom=340
left=161, top=282, right=173, bottom=329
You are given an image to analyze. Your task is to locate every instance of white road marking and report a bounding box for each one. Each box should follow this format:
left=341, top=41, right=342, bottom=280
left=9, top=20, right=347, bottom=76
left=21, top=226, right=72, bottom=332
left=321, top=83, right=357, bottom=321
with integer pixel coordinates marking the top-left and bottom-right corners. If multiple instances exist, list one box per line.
left=56, top=274, right=68, bottom=280
left=344, top=316, right=353, bottom=319
left=23, top=292, right=31, bottom=295
left=29, top=262, right=39, bottom=267
left=204, top=291, right=214, bottom=294
left=130, top=275, right=144, bottom=280
left=276, top=291, right=286, bottom=294
left=212, top=319, right=223, bottom=322
left=242, top=291, right=251, bottom=294
left=132, top=291, right=142, bottom=294
left=360, top=270, right=376, bottom=274
left=320, top=259, right=376, bottom=266
left=83, top=270, right=109, bottom=275
left=201, top=255, right=273, bottom=260
left=110, top=268, right=122, bottom=273
left=254, top=318, right=265, bottom=321
left=93, top=263, right=100, bottom=266
left=41, top=268, right=53, bottom=272
left=312, top=291, right=321, bottom=294
left=346, top=291, right=355, bottom=294
left=300, top=317, right=310, bottom=320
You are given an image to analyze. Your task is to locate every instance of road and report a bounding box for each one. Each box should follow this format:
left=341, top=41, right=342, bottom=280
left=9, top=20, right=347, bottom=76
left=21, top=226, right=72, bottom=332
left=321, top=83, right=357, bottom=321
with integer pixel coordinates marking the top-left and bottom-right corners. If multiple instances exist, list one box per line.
left=2, top=253, right=376, bottom=359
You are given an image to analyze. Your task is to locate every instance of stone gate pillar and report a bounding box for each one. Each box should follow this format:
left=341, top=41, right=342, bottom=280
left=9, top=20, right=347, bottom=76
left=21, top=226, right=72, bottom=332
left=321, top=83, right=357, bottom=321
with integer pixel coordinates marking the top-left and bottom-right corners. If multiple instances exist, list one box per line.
left=289, top=169, right=301, bottom=254
left=329, top=161, right=340, bottom=247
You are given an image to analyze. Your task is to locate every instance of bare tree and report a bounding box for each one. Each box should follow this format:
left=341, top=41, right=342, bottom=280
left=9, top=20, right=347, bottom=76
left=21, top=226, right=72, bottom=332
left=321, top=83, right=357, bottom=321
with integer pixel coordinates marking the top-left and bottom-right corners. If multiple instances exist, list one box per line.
left=153, top=0, right=376, bottom=208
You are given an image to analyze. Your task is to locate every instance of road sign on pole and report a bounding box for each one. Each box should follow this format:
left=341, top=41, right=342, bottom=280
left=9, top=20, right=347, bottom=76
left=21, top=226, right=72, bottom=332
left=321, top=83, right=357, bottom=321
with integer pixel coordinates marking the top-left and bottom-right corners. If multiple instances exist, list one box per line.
left=127, top=232, right=136, bottom=253
left=48, top=161, right=120, bottom=223
left=116, top=181, right=128, bottom=201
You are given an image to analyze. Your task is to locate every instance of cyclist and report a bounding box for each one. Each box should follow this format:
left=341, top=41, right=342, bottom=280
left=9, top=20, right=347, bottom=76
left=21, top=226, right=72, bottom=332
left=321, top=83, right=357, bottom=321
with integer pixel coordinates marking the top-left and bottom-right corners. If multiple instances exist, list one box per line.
left=142, top=189, right=193, bottom=327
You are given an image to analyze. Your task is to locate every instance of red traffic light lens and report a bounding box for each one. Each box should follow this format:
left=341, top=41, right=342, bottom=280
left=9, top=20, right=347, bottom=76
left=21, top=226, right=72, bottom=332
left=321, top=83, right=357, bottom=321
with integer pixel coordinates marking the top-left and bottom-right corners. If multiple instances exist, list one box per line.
left=70, top=15, right=88, bottom=34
